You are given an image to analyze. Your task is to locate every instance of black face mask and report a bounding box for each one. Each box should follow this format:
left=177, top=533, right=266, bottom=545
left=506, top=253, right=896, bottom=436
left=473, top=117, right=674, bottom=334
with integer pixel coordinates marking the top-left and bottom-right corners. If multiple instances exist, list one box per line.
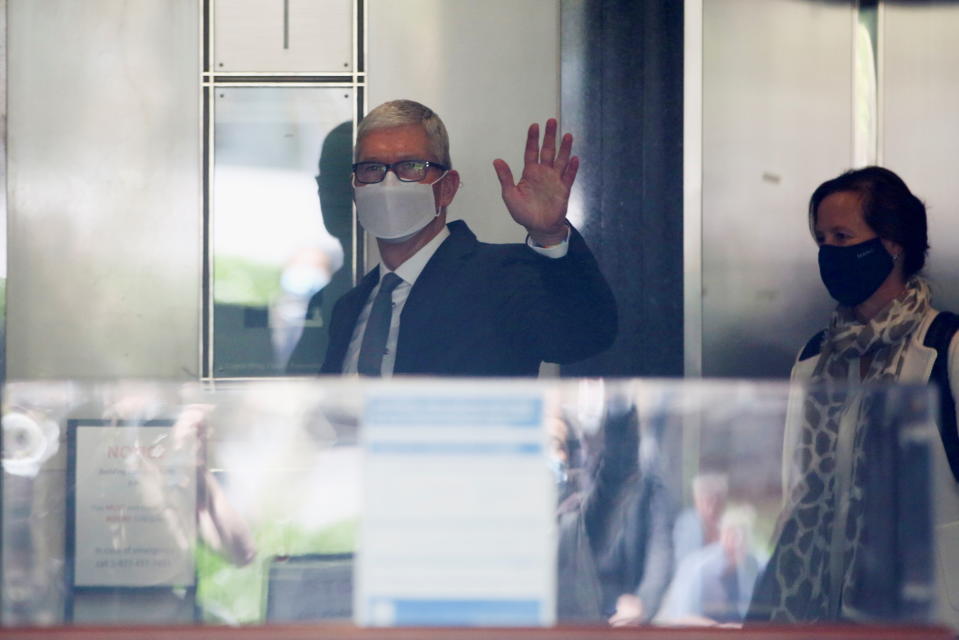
left=818, top=237, right=894, bottom=307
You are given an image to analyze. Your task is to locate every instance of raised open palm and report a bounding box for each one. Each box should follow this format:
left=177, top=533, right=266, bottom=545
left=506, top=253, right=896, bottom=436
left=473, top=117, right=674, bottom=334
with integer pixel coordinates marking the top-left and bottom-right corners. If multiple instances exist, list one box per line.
left=493, top=118, right=579, bottom=246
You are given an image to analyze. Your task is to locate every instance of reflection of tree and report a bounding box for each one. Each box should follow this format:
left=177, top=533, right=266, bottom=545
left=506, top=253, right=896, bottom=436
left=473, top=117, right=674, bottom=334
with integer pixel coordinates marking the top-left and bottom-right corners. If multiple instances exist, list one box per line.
left=215, top=257, right=283, bottom=308
left=287, top=121, right=354, bottom=374
left=194, top=400, right=360, bottom=624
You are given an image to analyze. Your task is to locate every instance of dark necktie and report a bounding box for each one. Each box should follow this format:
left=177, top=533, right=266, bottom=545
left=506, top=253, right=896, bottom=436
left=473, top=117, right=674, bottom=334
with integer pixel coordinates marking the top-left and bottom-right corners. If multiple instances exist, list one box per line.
left=357, top=272, right=403, bottom=376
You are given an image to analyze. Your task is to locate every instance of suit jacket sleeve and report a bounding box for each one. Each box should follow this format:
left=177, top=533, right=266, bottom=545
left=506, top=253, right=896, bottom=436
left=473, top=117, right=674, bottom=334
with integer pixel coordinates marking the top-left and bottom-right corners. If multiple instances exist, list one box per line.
left=516, top=225, right=617, bottom=364
left=633, top=476, right=674, bottom=621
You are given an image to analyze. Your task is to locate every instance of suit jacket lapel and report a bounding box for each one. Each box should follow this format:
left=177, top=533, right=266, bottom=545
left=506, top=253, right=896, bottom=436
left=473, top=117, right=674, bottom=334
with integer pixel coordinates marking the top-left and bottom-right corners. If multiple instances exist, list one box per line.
left=322, top=266, right=379, bottom=373
left=394, top=221, right=477, bottom=372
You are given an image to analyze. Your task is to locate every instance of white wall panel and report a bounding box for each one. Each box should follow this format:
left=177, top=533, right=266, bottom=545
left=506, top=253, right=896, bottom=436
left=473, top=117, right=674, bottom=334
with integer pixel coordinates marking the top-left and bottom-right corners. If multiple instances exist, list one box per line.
left=701, top=0, right=854, bottom=378
left=366, top=0, right=560, bottom=252
left=882, top=2, right=959, bottom=316
left=6, top=0, right=201, bottom=378
left=213, top=0, right=353, bottom=73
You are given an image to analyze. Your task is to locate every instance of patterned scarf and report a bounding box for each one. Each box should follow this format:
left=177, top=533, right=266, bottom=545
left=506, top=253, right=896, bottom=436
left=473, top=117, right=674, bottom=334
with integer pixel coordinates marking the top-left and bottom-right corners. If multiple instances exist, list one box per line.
left=748, top=278, right=931, bottom=623
left=813, top=277, right=930, bottom=384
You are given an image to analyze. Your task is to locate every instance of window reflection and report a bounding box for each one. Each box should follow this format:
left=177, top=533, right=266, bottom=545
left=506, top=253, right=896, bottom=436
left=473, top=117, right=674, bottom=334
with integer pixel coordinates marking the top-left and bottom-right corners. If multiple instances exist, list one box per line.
left=213, top=89, right=353, bottom=377
left=0, top=380, right=937, bottom=627
left=553, top=381, right=789, bottom=626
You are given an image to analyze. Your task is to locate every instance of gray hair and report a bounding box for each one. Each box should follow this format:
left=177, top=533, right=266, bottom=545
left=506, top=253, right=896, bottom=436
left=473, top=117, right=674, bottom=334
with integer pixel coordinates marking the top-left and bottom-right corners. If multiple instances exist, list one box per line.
left=691, top=473, right=729, bottom=501
left=355, top=99, right=452, bottom=168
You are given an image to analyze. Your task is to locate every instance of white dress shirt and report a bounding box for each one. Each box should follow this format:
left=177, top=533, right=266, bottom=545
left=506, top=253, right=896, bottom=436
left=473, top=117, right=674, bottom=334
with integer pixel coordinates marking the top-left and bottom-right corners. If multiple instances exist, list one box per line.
left=343, top=223, right=570, bottom=376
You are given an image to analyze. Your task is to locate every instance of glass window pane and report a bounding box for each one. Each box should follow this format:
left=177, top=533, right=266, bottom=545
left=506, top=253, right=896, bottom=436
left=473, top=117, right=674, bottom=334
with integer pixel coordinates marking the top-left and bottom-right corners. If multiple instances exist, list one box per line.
left=213, top=88, right=354, bottom=377
left=1, top=379, right=940, bottom=628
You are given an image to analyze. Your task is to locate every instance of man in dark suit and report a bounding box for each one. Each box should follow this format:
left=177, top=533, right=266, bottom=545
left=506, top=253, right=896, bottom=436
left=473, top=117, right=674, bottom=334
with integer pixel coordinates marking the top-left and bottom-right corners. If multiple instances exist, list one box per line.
left=321, top=99, right=616, bottom=376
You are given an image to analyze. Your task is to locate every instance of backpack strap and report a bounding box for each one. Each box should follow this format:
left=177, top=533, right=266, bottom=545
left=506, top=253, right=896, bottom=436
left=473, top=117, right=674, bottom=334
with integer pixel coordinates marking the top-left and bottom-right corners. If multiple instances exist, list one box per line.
left=799, top=330, right=827, bottom=362
left=924, top=311, right=959, bottom=483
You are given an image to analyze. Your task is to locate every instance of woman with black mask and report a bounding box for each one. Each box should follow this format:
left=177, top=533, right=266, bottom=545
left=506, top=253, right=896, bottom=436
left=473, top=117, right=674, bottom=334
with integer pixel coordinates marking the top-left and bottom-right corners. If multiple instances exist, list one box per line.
left=748, top=166, right=959, bottom=625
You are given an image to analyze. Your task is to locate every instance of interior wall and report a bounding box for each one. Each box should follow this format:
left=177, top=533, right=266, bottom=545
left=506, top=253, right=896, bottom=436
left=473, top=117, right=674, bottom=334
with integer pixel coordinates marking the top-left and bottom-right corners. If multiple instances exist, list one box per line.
left=5, top=0, right=202, bottom=379
left=700, top=0, right=854, bottom=378
left=561, top=0, right=686, bottom=377
left=365, top=0, right=561, bottom=255
left=882, top=1, right=959, bottom=316
left=697, top=0, right=959, bottom=379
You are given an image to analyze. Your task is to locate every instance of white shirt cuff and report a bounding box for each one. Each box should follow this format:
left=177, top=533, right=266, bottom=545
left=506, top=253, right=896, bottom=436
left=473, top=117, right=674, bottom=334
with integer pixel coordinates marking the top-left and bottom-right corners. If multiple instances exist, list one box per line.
left=526, top=225, right=571, bottom=259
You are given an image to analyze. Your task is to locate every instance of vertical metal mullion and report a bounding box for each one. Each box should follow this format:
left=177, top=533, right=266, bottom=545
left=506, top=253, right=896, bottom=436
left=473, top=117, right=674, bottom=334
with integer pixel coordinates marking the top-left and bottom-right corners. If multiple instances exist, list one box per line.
left=202, top=0, right=215, bottom=380
left=683, top=0, right=703, bottom=379
left=681, top=0, right=705, bottom=499
left=875, top=0, right=884, bottom=166
left=353, top=0, right=367, bottom=284
left=0, top=0, right=7, bottom=384
left=202, top=0, right=210, bottom=73
left=848, top=0, right=861, bottom=167
left=353, top=84, right=365, bottom=286
left=0, top=0, right=7, bottom=612
left=204, top=0, right=367, bottom=377
left=851, top=0, right=880, bottom=168
left=202, top=85, right=213, bottom=380
left=356, top=0, right=365, bottom=72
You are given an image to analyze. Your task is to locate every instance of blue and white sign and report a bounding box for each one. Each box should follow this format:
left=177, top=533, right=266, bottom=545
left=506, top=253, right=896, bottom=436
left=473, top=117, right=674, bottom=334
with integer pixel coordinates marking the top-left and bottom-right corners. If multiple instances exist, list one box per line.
left=356, top=381, right=557, bottom=627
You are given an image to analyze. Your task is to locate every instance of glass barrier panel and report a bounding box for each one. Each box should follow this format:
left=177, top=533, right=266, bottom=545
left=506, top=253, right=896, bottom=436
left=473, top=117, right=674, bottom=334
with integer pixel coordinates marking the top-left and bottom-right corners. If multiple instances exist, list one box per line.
left=0, top=378, right=949, bottom=634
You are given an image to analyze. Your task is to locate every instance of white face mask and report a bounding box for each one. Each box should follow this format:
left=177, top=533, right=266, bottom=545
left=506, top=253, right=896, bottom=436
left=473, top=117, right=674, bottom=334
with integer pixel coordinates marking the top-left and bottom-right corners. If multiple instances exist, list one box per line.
left=353, top=171, right=446, bottom=242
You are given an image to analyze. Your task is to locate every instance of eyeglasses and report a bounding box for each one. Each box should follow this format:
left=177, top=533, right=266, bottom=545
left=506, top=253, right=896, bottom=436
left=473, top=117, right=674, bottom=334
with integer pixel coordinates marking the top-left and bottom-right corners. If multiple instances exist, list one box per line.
left=352, top=160, right=448, bottom=184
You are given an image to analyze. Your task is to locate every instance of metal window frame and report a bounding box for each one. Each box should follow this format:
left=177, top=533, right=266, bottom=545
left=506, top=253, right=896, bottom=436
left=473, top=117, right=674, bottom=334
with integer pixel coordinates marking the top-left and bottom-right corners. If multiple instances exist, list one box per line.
left=683, top=0, right=703, bottom=379
left=200, top=0, right=367, bottom=380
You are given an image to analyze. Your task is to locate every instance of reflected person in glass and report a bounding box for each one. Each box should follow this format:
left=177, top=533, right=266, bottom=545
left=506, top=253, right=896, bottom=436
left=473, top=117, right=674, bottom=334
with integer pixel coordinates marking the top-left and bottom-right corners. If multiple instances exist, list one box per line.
left=287, top=121, right=355, bottom=374
left=318, top=99, right=617, bottom=376
left=672, top=473, right=729, bottom=569
left=748, top=166, right=959, bottom=625
left=556, top=396, right=673, bottom=625
left=657, top=504, right=763, bottom=625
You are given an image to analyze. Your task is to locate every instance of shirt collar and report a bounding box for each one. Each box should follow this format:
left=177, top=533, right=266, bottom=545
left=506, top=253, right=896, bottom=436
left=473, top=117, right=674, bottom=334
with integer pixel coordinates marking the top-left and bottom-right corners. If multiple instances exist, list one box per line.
left=381, top=224, right=450, bottom=286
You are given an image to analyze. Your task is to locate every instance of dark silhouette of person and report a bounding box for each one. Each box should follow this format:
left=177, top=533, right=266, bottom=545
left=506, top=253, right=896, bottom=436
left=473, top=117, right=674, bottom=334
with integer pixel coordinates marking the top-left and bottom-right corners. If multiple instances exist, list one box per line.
left=557, top=398, right=674, bottom=623
left=287, top=121, right=354, bottom=374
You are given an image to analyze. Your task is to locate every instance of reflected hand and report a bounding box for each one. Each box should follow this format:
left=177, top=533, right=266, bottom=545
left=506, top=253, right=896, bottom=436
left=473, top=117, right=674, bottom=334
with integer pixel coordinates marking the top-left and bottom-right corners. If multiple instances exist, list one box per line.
left=608, top=593, right=645, bottom=627
left=173, top=404, right=257, bottom=567
left=493, top=118, right=578, bottom=246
